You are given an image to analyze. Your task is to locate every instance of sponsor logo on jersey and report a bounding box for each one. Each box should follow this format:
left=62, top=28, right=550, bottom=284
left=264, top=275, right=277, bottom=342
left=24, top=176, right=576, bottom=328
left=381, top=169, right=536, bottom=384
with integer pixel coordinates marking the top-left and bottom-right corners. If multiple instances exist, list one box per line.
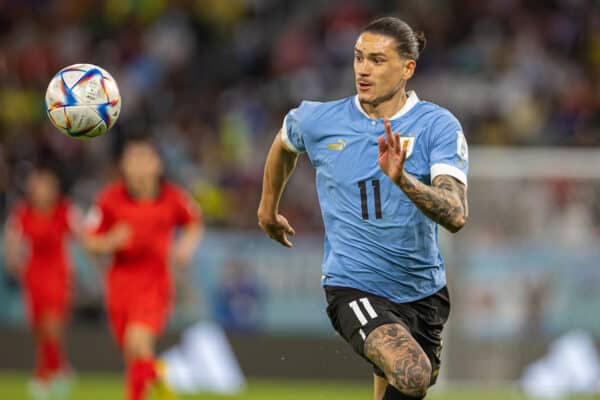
left=327, top=139, right=346, bottom=151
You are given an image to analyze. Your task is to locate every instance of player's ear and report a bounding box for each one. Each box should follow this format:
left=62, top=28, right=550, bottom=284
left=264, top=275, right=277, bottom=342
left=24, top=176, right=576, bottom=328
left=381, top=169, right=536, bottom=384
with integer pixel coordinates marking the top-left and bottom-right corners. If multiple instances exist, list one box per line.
left=402, top=59, right=416, bottom=80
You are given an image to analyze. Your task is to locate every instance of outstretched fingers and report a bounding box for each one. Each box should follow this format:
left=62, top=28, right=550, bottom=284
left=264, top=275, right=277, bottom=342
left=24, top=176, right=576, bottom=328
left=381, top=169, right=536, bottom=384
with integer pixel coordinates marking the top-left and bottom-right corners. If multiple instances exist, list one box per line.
left=378, top=136, right=387, bottom=154
left=394, top=132, right=401, bottom=155
left=384, top=118, right=394, bottom=148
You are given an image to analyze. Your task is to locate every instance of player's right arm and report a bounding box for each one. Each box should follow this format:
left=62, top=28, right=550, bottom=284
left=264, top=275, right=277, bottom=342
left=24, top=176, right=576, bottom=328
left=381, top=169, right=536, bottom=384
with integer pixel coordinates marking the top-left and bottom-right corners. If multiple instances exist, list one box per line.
left=82, top=223, right=131, bottom=254
left=257, top=131, right=298, bottom=248
left=81, top=192, right=131, bottom=255
left=379, top=118, right=469, bottom=233
left=4, top=209, right=26, bottom=279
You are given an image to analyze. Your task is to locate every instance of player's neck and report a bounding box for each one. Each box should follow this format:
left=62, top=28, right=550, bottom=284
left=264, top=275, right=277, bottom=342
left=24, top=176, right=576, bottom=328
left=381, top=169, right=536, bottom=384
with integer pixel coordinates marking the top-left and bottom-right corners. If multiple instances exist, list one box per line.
left=360, top=90, right=407, bottom=120
left=127, top=181, right=160, bottom=200
left=30, top=200, right=56, bottom=214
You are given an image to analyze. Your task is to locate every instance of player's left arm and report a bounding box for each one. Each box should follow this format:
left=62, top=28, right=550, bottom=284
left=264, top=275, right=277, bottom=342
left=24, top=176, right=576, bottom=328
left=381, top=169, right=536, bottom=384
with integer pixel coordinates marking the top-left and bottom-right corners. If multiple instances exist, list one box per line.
left=172, top=189, right=204, bottom=268
left=397, top=173, right=467, bottom=233
left=172, top=222, right=203, bottom=268
left=378, top=118, right=468, bottom=233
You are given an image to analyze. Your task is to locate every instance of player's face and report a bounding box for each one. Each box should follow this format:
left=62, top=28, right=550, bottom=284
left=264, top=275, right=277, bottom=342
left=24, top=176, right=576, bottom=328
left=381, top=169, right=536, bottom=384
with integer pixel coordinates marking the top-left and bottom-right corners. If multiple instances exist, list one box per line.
left=121, top=142, right=163, bottom=193
left=27, top=171, right=59, bottom=209
left=354, top=32, right=416, bottom=106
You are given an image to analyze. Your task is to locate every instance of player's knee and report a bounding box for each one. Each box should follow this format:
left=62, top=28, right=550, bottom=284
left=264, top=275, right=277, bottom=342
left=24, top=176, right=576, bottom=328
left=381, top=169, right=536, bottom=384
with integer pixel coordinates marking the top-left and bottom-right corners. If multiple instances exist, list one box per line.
left=123, top=330, right=153, bottom=359
left=389, top=356, right=431, bottom=397
left=124, top=341, right=151, bottom=360
left=39, top=314, right=61, bottom=339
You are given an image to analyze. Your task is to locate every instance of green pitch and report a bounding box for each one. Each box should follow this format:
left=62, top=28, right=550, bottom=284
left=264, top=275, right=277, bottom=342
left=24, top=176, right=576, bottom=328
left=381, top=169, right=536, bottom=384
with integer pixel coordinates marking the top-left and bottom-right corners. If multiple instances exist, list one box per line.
left=0, top=372, right=596, bottom=400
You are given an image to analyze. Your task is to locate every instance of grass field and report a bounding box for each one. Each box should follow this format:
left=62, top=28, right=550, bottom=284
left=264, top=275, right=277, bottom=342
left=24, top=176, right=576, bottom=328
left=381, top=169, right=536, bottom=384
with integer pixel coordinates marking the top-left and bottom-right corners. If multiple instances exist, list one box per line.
left=0, top=372, right=597, bottom=400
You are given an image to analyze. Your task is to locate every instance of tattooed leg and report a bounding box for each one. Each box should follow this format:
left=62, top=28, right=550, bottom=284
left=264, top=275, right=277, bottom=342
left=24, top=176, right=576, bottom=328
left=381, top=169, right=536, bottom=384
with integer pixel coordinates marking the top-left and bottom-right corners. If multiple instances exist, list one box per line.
left=364, top=323, right=431, bottom=398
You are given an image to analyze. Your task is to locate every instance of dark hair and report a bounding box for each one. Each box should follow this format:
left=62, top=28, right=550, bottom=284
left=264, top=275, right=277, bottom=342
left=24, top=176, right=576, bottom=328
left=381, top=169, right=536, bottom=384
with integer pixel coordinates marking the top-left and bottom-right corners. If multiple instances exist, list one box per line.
left=362, top=17, right=426, bottom=60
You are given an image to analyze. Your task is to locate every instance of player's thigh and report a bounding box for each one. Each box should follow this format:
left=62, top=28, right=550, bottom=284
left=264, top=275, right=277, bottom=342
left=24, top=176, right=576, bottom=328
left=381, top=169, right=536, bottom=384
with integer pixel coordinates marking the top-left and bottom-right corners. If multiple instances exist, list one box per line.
left=128, top=296, right=171, bottom=338
left=25, top=287, right=69, bottom=331
left=325, top=286, right=394, bottom=358
left=363, top=322, right=431, bottom=393
left=325, top=284, right=425, bottom=379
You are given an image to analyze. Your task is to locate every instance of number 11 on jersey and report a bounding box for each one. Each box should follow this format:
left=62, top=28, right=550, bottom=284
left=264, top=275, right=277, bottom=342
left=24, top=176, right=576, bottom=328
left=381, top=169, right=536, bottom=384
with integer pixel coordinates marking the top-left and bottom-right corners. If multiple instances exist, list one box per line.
left=358, top=179, right=382, bottom=220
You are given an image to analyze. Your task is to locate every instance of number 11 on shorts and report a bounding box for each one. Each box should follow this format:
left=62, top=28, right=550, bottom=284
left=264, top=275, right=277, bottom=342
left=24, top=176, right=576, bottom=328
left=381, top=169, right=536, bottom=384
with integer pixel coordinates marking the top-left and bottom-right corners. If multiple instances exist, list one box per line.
left=349, top=298, right=378, bottom=326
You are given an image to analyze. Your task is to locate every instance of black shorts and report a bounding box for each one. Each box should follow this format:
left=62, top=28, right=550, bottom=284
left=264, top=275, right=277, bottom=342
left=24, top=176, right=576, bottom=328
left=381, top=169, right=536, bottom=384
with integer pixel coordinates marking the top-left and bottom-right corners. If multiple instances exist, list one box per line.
left=325, top=285, right=450, bottom=384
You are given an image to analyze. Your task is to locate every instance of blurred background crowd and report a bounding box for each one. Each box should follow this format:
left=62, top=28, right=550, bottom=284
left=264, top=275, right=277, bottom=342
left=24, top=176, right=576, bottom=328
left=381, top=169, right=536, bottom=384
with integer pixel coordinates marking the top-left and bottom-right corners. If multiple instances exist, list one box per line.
left=0, top=0, right=599, bottom=229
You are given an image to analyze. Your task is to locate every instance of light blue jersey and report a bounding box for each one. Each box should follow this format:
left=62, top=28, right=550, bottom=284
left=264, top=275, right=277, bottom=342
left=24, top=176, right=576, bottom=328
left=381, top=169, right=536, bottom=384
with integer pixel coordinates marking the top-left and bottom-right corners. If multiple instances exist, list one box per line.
left=281, top=92, right=468, bottom=303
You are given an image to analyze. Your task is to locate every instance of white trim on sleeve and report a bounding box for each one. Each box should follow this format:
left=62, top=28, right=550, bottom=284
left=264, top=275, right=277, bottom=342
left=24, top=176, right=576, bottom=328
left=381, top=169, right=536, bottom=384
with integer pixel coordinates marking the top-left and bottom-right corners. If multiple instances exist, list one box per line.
left=279, top=116, right=303, bottom=153
left=431, top=163, right=467, bottom=185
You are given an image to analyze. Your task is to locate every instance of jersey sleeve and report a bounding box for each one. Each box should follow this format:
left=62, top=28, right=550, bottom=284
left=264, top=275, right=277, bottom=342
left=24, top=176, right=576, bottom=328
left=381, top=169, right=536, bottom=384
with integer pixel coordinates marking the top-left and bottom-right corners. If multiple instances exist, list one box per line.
left=85, top=191, right=115, bottom=235
left=280, top=101, right=311, bottom=153
left=172, top=187, right=201, bottom=227
left=429, top=113, right=469, bottom=185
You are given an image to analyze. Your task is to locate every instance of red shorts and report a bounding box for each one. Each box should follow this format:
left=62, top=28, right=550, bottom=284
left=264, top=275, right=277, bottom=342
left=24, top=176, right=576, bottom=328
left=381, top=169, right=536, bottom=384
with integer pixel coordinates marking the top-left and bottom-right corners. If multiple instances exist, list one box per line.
left=105, top=268, right=172, bottom=347
left=24, top=273, right=70, bottom=326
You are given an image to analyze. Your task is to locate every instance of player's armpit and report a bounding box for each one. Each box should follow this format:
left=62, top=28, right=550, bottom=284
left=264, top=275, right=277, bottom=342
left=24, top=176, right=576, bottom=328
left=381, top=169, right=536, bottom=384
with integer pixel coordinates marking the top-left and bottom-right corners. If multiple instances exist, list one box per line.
left=399, top=173, right=468, bottom=233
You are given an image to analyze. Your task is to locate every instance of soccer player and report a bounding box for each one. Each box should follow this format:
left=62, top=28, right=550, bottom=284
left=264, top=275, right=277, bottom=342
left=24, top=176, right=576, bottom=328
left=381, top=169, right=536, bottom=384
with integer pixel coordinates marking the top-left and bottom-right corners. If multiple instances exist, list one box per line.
left=4, top=167, right=78, bottom=399
left=258, top=17, right=468, bottom=400
left=83, top=136, right=202, bottom=400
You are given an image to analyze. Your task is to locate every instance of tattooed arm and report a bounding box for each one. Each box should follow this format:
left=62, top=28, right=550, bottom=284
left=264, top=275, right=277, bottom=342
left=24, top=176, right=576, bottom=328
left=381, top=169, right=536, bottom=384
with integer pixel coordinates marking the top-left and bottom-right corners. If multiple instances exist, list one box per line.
left=398, top=173, right=468, bottom=233
left=378, top=119, right=468, bottom=233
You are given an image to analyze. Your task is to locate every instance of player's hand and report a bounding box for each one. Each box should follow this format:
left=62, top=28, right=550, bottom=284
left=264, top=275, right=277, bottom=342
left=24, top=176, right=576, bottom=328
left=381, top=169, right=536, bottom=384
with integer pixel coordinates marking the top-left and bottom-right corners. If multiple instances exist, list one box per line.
left=258, top=213, right=295, bottom=248
left=378, top=118, right=408, bottom=185
left=106, top=223, right=132, bottom=251
left=5, top=262, right=24, bottom=281
left=172, top=248, right=192, bottom=270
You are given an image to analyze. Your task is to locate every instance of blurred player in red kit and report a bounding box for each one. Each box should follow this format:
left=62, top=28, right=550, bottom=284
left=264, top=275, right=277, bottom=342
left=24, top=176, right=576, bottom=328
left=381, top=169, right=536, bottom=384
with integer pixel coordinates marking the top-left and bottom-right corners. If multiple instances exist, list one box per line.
left=4, top=167, right=79, bottom=398
left=83, top=136, right=202, bottom=400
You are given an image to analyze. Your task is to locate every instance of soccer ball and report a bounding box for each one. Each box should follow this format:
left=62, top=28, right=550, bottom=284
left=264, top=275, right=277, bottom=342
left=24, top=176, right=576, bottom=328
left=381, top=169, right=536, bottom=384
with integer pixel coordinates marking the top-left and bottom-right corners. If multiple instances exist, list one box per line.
left=45, top=63, right=121, bottom=138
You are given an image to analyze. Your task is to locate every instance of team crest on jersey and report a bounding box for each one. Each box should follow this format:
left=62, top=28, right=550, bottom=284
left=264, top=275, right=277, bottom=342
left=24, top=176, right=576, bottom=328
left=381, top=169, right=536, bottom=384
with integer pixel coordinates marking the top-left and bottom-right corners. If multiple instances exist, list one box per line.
left=400, top=135, right=415, bottom=158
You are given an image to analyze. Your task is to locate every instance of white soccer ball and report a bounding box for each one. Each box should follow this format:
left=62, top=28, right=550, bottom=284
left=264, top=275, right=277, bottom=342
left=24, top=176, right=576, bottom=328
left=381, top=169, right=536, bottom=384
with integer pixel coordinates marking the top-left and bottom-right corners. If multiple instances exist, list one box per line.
left=45, top=63, right=121, bottom=139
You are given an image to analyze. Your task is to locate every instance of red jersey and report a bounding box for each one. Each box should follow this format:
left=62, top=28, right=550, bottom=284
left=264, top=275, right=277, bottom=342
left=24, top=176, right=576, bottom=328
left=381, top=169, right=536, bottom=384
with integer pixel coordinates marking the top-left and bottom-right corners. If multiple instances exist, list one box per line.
left=7, top=199, right=74, bottom=323
left=8, top=199, right=73, bottom=282
left=89, top=181, right=200, bottom=268
left=87, top=181, right=200, bottom=343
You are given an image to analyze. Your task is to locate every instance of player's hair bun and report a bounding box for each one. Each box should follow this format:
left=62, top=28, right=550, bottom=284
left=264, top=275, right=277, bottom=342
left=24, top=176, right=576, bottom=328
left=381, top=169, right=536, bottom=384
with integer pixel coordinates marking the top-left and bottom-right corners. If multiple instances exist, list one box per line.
left=414, top=30, right=427, bottom=55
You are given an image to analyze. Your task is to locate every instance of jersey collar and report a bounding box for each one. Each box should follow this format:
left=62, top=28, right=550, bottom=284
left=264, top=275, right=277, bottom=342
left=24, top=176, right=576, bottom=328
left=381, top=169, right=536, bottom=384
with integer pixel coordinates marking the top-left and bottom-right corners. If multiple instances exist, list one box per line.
left=354, top=90, right=420, bottom=120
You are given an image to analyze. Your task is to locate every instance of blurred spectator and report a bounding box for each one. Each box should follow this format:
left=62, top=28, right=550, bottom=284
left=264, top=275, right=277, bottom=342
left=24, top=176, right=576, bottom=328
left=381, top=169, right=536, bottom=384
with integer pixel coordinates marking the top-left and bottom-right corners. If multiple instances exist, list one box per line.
left=213, top=259, right=262, bottom=333
left=0, top=0, right=598, bottom=232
